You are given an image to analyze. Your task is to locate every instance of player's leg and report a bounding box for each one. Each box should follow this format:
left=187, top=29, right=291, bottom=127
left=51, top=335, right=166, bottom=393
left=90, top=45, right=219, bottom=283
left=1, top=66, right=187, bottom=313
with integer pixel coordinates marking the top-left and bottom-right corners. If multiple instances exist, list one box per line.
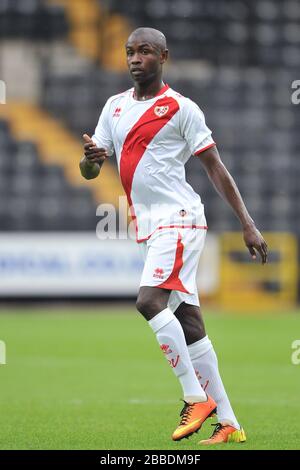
left=173, top=300, right=246, bottom=444
left=173, top=301, right=206, bottom=344
left=137, top=229, right=217, bottom=440
left=136, top=285, right=170, bottom=321
left=174, top=301, right=239, bottom=426
left=136, top=285, right=216, bottom=440
left=136, top=285, right=207, bottom=404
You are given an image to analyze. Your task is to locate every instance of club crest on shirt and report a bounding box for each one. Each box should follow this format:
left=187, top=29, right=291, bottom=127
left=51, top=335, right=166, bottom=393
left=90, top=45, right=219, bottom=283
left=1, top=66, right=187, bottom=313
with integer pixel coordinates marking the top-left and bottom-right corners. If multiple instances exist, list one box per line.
left=154, top=105, right=169, bottom=117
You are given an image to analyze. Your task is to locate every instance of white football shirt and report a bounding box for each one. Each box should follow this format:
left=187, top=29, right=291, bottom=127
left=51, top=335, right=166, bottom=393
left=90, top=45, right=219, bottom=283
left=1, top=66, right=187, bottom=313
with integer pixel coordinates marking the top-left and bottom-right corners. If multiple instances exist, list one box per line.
left=92, top=84, right=215, bottom=242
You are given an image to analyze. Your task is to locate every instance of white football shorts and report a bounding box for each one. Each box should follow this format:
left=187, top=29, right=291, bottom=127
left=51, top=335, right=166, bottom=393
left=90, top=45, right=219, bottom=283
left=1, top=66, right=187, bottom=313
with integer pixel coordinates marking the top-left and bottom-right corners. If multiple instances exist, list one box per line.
left=139, top=227, right=207, bottom=312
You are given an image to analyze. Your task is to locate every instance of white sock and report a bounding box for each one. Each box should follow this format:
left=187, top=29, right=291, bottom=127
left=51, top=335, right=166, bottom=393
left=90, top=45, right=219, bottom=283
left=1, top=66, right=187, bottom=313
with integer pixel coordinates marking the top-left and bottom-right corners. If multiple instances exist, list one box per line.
left=148, top=308, right=206, bottom=403
left=188, top=336, right=240, bottom=429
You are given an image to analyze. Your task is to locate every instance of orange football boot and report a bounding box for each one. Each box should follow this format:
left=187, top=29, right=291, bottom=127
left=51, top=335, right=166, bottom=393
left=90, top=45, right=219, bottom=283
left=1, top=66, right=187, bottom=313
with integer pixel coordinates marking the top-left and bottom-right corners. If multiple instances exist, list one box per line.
left=199, top=423, right=246, bottom=445
left=172, top=395, right=217, bottom=441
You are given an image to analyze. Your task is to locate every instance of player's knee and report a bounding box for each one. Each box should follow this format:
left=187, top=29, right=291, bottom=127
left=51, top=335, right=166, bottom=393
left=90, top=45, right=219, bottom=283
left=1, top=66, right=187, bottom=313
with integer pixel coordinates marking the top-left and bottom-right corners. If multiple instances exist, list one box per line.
left=186, top=325, right=206, bottom=345
left=174, top=303, right=206, bottom=344
left=136, top=297, right=155, bottom=318
left=183, top=315, right=206, bottom=344
left=136, top=296, right=163, bottom=320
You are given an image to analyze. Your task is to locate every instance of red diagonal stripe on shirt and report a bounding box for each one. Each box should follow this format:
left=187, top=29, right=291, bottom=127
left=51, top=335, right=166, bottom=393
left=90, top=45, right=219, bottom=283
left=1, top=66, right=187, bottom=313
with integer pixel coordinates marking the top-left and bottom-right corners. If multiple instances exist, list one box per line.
left=119, top=96, right=180, bottom=223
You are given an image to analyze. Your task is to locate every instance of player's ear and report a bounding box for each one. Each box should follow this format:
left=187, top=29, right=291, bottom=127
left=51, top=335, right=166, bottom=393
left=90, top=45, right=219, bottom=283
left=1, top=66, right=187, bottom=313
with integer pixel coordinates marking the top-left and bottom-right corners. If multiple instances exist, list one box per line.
left=160, top=49, right=168, bottom=64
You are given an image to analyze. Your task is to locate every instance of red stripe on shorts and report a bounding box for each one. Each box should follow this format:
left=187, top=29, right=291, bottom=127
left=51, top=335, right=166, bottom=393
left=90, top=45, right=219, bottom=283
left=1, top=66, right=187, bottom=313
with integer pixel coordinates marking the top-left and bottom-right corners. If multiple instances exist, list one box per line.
left=157, top=232, right=190, bottom=294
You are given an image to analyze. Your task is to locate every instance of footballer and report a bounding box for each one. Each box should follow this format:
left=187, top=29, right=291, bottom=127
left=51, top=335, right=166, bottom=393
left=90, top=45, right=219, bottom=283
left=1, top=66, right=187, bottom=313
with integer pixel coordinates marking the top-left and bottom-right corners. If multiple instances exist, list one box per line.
left=80, top=27, right=267, bottom=445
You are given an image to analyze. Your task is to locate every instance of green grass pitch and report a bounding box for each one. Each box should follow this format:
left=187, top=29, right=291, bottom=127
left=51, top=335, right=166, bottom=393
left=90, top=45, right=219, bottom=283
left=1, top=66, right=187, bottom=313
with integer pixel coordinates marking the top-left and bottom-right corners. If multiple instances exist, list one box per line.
left=0, top=307, right=300, bottom=450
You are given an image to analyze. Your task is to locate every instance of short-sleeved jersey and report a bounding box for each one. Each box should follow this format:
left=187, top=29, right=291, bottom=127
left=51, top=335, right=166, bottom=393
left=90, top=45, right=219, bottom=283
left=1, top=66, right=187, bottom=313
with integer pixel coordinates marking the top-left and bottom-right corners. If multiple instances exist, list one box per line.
left=92, top=84, right=215, bottom=242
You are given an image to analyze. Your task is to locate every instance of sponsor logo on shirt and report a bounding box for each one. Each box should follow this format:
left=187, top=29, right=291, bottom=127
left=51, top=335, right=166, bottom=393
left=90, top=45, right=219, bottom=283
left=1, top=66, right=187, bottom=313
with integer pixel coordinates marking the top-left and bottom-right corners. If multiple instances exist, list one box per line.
left=154, top=105, right=169, bottom=117
left=113, top=107, right=122, bottom=117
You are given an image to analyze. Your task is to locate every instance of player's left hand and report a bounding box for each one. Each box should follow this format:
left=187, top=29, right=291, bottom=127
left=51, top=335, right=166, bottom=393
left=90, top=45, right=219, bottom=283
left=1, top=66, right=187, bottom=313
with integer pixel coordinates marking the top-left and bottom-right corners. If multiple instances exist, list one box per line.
left=243, top=224, right=268, bottom=264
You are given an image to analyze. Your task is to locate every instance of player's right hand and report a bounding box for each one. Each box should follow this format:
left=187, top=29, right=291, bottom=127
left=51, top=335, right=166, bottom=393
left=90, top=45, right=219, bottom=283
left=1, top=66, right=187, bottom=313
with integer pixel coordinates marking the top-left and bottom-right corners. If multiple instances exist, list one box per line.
left=83, top=134, right=108, bottom=166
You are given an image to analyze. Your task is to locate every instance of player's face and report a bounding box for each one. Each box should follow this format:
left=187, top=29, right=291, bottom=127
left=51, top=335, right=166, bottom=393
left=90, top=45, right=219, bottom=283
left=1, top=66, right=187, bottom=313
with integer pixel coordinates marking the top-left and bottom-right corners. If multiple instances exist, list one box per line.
left=125, top=38, right=167, bottom=83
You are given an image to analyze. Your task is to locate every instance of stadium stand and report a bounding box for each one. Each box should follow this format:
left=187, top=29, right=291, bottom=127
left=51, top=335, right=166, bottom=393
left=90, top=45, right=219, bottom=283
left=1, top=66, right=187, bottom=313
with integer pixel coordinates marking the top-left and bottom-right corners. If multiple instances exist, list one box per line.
left=0, top=117, right=98, bottom=231
left=0, top=0, right=299, bottom=235
left=42, top=64, right=299, bottom=233
left=0, top=0, right=68, bottom=40
left=48, top=0, right=131, bottom=70
left=106, top=0, right=300, bottom=67
left=0, top=102, right=123, bottom=209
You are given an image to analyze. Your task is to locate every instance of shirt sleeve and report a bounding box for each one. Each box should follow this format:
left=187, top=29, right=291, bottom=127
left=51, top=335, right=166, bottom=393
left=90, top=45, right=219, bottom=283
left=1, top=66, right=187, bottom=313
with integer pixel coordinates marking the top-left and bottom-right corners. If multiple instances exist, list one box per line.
left=92, top=99, right=114, bottom=156
left=180, top=98, right=216, bottom=156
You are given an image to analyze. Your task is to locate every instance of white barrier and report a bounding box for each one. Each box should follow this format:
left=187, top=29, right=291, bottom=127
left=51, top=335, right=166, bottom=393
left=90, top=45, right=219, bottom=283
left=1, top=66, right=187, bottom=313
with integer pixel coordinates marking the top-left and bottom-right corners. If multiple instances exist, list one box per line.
left=0, top=233, right=219, bottom=297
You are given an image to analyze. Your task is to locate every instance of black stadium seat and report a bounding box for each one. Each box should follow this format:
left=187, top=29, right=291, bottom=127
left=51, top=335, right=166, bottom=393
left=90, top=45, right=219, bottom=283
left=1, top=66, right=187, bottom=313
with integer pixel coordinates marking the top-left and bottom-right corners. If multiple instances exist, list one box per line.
left=0, top=119, right=98, bottom=232
left=0, top=0, right=67, bottom=40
